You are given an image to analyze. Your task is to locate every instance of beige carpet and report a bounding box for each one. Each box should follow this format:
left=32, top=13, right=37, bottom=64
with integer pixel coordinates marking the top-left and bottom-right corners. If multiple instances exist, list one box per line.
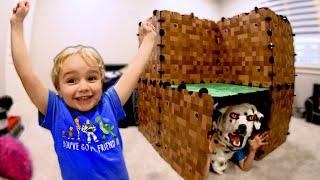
left=16, top=103, right=320, bottom=180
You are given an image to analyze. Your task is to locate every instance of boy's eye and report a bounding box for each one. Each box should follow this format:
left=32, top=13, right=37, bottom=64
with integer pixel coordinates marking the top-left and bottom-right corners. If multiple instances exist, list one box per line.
left=88, top=75, right=98, bottom=81
left=66, top=79, right=76, bottom=84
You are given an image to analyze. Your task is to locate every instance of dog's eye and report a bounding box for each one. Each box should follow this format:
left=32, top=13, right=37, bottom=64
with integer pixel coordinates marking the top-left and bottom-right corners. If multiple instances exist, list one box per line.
left=229, top=112, right=239, bottom=119
left=247, top=115, right=255, bottom=121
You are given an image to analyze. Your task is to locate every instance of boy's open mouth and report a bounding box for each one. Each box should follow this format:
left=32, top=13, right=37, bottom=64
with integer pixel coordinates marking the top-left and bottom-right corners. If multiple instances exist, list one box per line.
left=75, top=95, right=93, bottom=101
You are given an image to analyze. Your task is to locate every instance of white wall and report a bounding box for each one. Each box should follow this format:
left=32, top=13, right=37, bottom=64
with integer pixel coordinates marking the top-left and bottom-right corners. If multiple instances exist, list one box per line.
left=218, top=0, right=260, bottom=19
left=0, top=0, right=12, bottom=95
left=30, top=0, right=219, bottom=90
left=294, top=68, right=320, bottom=111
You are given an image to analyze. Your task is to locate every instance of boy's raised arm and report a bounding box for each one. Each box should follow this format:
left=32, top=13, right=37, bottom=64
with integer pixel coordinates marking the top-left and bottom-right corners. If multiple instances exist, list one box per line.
left=239, top=132, right=269, bottom=171
left=10, top=1, right=48, bottom=115
left=114, top=21, right=156, bottom=105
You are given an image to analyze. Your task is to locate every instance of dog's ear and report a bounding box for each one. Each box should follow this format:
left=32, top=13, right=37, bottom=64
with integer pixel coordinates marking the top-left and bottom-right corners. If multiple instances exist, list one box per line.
left=256, top=111, right=264, bottom=119
left=254, top=111, right=263, bottom=130
left=212, top=121, right=218, bottom=130
left=254, top=121, right=261, bottom=130
left=213, top=102, right=219, bottom=110
left=212, top=109, right=222, bottom=121
left=218, top=106, right=229, bottom=114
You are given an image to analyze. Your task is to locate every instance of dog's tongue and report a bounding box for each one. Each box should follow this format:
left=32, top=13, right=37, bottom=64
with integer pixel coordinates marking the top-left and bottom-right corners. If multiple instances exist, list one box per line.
left=229, top=134, right=241, bottom=147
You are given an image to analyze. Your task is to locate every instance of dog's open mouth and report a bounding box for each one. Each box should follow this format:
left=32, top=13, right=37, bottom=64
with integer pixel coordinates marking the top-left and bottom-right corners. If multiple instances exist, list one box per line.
left=228, top=133, right=244, bottom=147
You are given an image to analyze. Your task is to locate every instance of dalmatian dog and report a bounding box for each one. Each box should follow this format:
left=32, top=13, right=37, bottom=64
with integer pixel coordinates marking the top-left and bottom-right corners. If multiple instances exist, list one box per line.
left=209, top=103, right=263, bottom=174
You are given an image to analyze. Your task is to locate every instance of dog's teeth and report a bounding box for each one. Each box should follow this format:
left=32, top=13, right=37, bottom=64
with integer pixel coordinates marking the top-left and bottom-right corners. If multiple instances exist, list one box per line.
left=233, top=140, right=240, bottom=147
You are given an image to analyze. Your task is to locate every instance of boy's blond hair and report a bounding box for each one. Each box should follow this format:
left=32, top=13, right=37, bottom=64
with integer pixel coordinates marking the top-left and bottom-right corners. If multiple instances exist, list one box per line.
left=52, top=45, right=105, bottom=90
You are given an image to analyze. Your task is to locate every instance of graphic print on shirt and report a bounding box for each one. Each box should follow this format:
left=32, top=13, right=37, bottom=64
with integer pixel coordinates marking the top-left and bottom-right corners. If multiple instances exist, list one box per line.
left=95, top=116, right=116, bottom=140
left=81, top=119, right=99, bottom=143
left=68, top=126, right=74, bottom=139
left=61, top=115, right=121, bottom=153
left=74, top=117, right=81, bottom=141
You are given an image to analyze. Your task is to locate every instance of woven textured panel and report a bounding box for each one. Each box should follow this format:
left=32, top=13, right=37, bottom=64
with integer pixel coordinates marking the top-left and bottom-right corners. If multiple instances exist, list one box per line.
left=160, top=11, right=220, bottom=84
left=265, top=10, right=295, bottom=86
left=138, top=83, right=213, bottom=180
left=137, top=7, right=295, bottom=179
left=139, top=8, right=295, bottom=88
left=217, top=10, right=272, bottom=87
left=217, top=8, right=294, bottom=88
left=256, top=88, right=294, bottom=160
left=139, top=10, right=221, bottom=84
left=137, top=82, right=158, bottom=145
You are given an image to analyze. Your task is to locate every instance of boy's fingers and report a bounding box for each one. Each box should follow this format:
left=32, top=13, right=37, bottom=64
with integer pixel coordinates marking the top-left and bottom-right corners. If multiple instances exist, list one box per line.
left=142, top=21, right=153, bottom=30
left=260, top=133, right=268, bottom=140
left=14, top=4, right=18, bottom=11
left=260, top=142, right=269, bottom=146
left=18, top=1, right=25, bottom=9
left=15, top=2, right=22, bottom=12
left=252, top=135, right=259, bottom=141
left=261, top=134, right=269, bottom=140
left=258, top=132, right=268, bottom=138
left=25, top=1, right=30, bottom=9
left=140, top=23, right=146, bottom=30
left=151, top=24, right=156, bottom=31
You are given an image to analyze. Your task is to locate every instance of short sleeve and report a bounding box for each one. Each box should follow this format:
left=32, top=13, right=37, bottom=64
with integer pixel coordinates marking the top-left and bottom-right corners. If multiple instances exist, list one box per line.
left=38, top=90, right=59, bottom=130
left=104, top=86, right=126, bottom=121
left=231, top=149, right=246, bottom=164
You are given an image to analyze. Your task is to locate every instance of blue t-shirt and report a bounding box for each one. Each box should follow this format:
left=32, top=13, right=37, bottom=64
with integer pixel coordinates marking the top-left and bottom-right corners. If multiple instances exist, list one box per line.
left=231, top=149, right=246, bottom=164
left=39, top=87, right=129, bottom=180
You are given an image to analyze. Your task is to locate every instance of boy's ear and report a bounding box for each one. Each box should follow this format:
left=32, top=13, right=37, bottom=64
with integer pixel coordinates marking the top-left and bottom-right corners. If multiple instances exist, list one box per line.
left=56, top=87, right=62, bottom=97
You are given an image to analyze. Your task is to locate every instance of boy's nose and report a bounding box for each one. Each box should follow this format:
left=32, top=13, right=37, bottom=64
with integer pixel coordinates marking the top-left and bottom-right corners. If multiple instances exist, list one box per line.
left=78, top=80, right=90, bottom=92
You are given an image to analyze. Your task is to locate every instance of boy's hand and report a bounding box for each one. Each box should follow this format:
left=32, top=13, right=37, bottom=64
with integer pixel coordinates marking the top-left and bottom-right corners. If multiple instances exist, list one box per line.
left=10, top=1, right=30, bottom=25
left=139, top=21, right=156, bottom=42
left=248, top=131, right=269, bottom=152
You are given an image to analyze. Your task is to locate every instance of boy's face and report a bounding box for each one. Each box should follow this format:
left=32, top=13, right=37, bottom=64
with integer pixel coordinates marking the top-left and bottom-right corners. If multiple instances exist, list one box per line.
left=57, top=54, right=103, bottom=112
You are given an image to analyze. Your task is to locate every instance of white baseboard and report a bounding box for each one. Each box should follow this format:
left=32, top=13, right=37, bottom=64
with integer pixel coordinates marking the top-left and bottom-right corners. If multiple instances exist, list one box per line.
left=296, top=66, right=320, bottom=75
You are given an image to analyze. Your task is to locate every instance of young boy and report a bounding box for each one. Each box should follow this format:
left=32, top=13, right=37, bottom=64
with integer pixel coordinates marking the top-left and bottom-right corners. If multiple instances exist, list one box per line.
left=10, top=1, right=156, bottom=179
left=209, top=131, right=268, bottom=172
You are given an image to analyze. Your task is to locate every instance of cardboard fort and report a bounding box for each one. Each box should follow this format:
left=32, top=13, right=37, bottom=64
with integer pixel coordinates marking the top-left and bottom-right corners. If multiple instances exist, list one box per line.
left=137, top=7, right=295, bottom=180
